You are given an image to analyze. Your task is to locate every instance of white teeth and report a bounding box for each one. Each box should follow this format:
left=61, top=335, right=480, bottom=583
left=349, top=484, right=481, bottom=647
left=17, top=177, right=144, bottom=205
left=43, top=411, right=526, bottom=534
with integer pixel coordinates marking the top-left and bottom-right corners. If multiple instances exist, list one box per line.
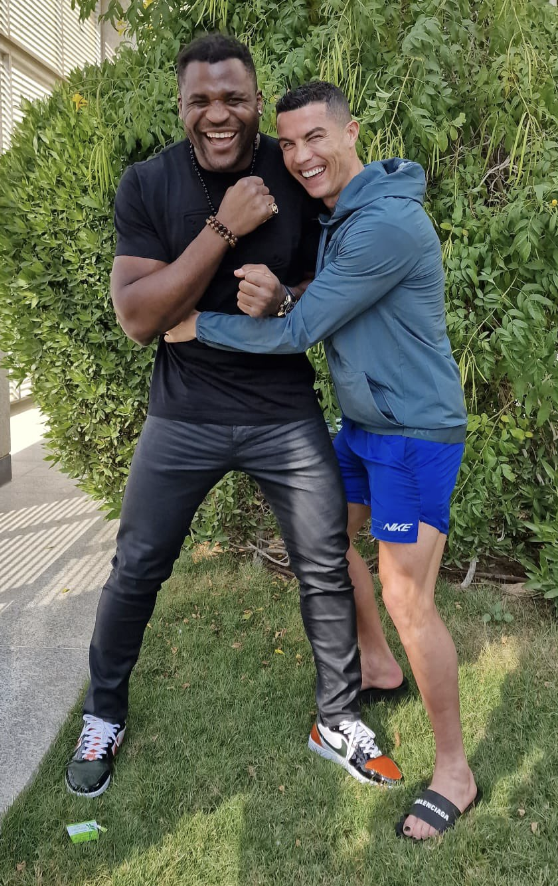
left=302, top=166, right=326, bottom=179
left=206, top=132, right=235, bottom=139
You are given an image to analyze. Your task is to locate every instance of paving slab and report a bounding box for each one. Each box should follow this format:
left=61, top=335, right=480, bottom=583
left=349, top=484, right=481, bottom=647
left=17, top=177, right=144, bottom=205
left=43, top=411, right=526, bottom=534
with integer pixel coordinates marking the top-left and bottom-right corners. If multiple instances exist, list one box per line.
left=0, top=404, right=118, bottom=815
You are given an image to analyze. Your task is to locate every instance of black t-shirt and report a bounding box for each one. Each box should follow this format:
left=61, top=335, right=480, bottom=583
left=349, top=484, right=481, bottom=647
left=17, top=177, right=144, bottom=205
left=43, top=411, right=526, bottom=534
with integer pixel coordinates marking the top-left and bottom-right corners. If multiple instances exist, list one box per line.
left=114, top=134, right=323, bottom=425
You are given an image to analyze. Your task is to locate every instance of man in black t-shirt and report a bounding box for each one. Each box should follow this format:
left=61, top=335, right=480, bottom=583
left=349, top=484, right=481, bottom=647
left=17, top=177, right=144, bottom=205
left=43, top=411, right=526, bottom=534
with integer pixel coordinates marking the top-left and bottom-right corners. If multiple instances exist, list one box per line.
left=65, top=34, right=403, bottom=798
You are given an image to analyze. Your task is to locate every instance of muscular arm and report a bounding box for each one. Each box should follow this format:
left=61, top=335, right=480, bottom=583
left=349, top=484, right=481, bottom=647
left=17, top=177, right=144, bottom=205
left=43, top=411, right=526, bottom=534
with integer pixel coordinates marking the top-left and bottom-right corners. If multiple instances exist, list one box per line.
left=111, top=226, right=229, bottom=346
left=111, top=173, right=278, bottom=346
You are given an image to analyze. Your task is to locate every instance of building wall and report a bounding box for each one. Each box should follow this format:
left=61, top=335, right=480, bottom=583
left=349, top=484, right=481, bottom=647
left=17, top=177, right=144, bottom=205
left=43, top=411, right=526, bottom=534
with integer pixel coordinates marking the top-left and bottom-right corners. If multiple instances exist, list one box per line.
left=0, top=0, right=122, bottom=151
left=0, top=0, right=123, bottom=403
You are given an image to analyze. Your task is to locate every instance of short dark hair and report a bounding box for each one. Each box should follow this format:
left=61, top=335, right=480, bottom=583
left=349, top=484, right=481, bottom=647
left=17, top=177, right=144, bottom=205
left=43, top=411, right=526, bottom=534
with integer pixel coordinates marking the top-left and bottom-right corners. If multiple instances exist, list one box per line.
left=176, top=34, right=257, bottom=87
left=276, top=81, right=352, bottom=123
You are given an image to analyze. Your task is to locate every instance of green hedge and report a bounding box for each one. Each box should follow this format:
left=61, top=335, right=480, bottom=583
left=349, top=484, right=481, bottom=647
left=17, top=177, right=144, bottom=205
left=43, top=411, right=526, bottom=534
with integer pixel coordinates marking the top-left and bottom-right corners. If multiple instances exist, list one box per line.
left=1, top=0, right=557, bottom=597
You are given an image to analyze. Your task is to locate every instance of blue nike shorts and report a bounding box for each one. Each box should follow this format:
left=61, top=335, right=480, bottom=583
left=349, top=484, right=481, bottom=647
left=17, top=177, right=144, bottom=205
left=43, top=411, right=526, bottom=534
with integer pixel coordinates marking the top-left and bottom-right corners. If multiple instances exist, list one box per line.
left=333, top=421, right=464, bottom=544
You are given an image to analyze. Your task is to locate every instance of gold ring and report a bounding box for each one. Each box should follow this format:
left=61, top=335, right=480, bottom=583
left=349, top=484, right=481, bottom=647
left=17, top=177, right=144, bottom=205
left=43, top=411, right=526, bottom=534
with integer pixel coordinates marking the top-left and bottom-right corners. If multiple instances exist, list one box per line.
left=270, top=202, right=279, bottom=215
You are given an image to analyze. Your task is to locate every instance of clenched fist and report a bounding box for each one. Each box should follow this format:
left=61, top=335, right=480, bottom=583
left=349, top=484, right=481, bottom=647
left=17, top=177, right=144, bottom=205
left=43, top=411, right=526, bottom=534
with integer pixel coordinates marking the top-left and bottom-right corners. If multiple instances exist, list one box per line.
left=234, top=264, right=285, bottom=317
left=217, top=177, right=278, bottom=238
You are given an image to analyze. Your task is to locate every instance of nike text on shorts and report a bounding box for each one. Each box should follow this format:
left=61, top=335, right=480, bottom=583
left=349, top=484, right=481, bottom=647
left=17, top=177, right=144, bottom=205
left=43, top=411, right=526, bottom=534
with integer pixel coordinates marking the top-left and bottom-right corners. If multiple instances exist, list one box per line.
left=334, top=423, right=464, bottom=543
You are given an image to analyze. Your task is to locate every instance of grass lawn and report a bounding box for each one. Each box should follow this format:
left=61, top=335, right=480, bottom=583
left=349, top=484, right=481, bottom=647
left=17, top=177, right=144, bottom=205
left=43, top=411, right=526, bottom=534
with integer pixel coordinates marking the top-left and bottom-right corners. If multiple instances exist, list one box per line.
left=1, top=549, right=557, bottom=886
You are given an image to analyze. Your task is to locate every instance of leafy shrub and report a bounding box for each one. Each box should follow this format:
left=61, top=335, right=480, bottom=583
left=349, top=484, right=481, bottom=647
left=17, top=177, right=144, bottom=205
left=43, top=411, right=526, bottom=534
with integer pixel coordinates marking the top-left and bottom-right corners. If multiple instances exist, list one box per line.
left=1, top=0, right=557, bottom=599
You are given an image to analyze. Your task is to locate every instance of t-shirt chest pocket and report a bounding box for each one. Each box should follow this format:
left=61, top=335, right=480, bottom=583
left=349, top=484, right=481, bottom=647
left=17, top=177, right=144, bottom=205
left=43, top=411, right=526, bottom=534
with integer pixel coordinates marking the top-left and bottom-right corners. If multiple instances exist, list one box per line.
left=164, top=210, right=207, bottom=260
left=166, top=209, right=294, bottom=280
left=230, top=215, right=296, bottom=277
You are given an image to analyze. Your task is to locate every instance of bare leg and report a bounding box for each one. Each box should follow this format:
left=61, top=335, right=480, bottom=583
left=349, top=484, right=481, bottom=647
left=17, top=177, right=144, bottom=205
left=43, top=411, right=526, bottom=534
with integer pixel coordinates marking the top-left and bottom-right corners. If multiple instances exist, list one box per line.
left=379, top=522, right=476, bottom=840
left=347, top=503, right=403, bottom=690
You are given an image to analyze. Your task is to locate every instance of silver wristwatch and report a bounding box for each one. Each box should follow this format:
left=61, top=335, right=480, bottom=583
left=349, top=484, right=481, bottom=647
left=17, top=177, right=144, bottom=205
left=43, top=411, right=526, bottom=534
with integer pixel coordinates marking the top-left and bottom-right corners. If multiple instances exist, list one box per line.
left=277, top=285, right=297, bottom=317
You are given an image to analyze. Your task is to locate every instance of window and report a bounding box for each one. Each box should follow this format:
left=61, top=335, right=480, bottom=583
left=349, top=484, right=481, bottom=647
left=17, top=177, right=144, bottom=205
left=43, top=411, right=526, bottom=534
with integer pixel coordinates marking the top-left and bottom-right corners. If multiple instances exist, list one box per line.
left=0, top=1, right=121, bottom=402
left=0, top=1, right=120, bottom=154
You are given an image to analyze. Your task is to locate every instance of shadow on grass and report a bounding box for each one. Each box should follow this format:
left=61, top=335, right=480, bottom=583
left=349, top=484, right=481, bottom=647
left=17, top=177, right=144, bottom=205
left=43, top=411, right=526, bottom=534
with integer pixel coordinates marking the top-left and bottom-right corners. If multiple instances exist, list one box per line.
left=0, top=554, right=353, bottom=885
left=0, top=560, right=556, bottom=886
left=338, top=586, right=558, bottom=886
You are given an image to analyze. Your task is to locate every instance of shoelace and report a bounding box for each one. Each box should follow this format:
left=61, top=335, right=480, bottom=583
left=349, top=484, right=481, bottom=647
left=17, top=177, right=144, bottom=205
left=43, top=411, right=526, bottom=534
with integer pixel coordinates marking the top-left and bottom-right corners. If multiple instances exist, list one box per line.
left=80, top=715, right=120, bottom=761
left=338, top=719, right=381, bottom=759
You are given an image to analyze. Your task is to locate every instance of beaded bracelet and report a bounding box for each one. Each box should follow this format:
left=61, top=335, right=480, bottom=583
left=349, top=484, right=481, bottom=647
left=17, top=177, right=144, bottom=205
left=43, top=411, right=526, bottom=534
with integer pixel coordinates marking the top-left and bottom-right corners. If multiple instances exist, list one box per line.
left=206, top=215, right=238, bottom=248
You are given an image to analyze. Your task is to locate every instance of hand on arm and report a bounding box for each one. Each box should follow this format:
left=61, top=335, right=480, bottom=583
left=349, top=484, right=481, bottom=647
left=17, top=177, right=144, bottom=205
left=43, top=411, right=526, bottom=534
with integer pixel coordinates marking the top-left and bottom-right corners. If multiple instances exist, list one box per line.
left=196, top=222, right=418, bottom=354
left=164, top=262, right=315, bottom=342
left=111, top=234, right=227, bottom=346
left=164, top=311, right=200, bottom=343
left=112, top=172, right=278, bottom=346
left=164, top=263, right=310, bottom=342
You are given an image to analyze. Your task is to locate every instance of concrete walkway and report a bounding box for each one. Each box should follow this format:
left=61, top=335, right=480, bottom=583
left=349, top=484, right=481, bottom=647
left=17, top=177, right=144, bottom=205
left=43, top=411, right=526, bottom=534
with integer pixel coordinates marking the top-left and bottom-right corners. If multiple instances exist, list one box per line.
left=0, top=401, right=118, bottom=815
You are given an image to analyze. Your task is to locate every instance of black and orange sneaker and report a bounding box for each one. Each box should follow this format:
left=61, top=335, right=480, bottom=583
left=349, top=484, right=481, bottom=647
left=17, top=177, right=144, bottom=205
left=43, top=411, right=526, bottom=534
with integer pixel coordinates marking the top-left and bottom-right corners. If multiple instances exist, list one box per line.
left=308, top=719, right=403, bottom=786
left=65, top=715, right=126, bottom=797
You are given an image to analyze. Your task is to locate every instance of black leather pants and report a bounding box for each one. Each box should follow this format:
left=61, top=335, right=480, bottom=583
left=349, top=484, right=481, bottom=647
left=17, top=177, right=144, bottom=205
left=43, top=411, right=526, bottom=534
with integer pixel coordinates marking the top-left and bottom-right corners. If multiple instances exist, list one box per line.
left=84, top=415, right=361, bottom=727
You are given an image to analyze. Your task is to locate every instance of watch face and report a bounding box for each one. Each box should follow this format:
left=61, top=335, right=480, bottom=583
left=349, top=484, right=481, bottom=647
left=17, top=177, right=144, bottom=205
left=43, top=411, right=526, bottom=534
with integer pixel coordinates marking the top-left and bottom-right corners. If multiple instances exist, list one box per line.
left=278, top=286, right=296, bottom=316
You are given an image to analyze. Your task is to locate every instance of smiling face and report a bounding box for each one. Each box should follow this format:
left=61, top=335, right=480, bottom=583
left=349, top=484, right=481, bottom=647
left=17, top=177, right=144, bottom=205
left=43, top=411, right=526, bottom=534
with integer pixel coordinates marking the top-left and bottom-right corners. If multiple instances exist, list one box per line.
left=277, top=102, right=361, bottom=209
left=178, top=59, right=262, bottom=172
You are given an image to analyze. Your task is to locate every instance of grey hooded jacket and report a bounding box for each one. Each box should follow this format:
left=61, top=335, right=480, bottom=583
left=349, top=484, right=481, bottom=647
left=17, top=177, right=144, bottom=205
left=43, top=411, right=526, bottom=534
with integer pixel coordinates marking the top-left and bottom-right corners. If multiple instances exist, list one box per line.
left=197, top=158, right=467, bottom=443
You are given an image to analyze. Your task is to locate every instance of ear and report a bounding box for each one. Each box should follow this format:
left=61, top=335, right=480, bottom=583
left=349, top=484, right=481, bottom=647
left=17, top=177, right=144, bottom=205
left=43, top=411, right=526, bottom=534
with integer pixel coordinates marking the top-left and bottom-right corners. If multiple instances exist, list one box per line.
left=177, top=91, right=187, bottom=129
left=346, top=119, right=360, bottom=147
left=256, top=89, right=263, bottom=117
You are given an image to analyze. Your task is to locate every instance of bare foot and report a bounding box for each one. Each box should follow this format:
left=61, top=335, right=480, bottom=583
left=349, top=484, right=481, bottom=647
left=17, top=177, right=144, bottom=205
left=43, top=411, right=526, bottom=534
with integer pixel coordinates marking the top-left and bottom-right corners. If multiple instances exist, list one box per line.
left=402, top=766, right=477, bottom=840
left=361, top=660, right=404, bottom=691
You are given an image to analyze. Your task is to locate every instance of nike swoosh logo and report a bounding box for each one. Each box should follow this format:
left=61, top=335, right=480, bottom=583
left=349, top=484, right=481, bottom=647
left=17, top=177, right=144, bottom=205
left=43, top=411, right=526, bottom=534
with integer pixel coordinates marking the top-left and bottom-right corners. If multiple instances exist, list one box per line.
left=317, top=725, right=347, bottom=757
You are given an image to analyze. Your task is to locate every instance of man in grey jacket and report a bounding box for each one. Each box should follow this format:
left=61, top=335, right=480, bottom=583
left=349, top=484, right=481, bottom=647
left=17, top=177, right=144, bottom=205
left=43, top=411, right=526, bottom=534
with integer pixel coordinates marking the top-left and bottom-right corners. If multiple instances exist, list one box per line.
left=166, top=81, right=480, bottom=840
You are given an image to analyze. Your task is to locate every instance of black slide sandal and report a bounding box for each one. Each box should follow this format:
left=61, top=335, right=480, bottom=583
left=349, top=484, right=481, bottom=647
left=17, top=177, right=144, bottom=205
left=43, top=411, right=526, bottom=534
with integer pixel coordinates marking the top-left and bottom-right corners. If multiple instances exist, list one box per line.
left=395, top=786, right=483, bottom=839
left=360, top=676, right=409, bottom=705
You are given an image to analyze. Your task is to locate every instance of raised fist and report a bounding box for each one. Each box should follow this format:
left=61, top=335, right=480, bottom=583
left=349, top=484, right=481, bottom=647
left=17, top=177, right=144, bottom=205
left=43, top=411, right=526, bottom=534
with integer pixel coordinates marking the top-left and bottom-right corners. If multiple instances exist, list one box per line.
left=217, top=177, right=278, bottom=238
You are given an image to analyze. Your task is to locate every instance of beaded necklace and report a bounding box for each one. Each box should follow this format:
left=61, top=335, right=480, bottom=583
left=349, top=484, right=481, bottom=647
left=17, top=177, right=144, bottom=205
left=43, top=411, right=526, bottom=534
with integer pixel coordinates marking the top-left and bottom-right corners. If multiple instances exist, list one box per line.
left=189, top=136, right=259, bottom=216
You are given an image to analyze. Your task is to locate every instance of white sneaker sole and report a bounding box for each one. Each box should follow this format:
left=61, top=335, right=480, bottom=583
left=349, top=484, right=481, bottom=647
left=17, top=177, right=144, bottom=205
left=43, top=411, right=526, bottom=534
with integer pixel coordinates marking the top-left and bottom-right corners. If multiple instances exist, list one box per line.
left=308, top=735, right=382, bottom=785
left=65, top=773, right=111, bottom=798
